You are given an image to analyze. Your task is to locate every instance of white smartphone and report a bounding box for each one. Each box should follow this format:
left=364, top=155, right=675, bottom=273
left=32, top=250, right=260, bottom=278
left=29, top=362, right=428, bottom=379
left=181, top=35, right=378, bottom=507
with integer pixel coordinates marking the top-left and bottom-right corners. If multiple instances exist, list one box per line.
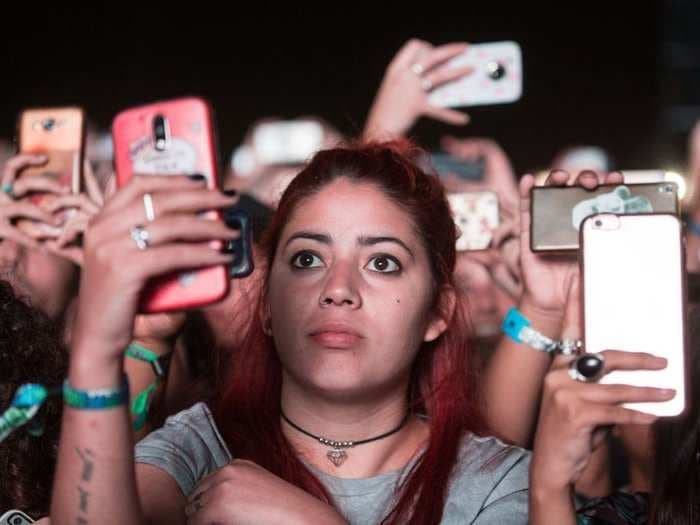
left=252, top=120, right=324, bottom=165
left=0, top=510, right=34, bottom=524
left=581, top=213, right=686, bottom=417
left=447, top=191, right=499, bottom=251
left=428, top=41, right=523, bottom=108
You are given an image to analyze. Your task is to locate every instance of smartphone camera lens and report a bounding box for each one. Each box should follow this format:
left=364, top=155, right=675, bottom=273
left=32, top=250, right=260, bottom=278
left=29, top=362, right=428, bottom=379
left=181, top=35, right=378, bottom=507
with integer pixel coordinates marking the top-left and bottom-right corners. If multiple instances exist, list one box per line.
left=42, top=118, right=56, bottom=131
left=487, top=61, right=506, bottom=80
left=153, top=114, right=169, bottom=151
left=594, top=219, right=603, bottom=228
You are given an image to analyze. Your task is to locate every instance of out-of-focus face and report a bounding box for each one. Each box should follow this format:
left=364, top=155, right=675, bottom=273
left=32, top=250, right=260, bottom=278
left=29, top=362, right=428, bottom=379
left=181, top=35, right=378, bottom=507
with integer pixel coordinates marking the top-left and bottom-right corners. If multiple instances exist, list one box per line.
left=454, top=255, right=514, bottom=340
left=267, top=178, right=448, bottom=402
left=0, top=240, right=76, bottom=318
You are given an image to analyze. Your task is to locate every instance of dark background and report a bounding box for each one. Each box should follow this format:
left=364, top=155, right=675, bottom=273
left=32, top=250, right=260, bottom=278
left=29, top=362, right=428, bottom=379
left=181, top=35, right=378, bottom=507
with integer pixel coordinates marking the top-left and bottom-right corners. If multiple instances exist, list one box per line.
left=0, top=2, right=697, bottom=174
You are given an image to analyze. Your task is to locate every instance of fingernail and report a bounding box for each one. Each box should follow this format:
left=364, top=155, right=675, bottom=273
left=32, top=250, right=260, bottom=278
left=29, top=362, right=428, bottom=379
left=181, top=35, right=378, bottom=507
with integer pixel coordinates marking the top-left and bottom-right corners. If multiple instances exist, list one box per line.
left=660, top=388, right=676, bottom=396
left=188, top=174, right=206, bottom=182
left=223, top=189, right=238, bottom=197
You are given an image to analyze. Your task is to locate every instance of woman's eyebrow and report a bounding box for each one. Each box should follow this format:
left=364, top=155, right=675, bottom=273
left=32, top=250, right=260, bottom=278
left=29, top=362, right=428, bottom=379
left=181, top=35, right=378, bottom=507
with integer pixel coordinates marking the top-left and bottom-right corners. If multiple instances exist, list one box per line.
left=358, top=235, right=414, bottom=260
left=284, top=231, right=332, bottom=249
left=283, top=231, right=415, bottom=260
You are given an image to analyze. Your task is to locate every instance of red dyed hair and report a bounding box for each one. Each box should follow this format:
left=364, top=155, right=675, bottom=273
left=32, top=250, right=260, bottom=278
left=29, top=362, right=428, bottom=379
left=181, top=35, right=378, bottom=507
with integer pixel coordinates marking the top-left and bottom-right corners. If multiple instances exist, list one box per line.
left=213, top=140, right=484, bottom=524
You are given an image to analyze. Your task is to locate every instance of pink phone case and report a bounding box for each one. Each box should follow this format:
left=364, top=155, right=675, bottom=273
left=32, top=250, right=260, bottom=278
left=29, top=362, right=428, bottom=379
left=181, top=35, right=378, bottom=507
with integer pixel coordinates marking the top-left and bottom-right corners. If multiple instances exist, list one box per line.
left=112, top=97, right=229, bottom=313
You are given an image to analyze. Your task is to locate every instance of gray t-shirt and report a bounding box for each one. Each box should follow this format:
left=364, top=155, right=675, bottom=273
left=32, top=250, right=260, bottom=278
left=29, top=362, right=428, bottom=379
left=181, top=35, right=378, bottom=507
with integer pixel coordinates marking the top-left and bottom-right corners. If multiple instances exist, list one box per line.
left=135, top=403, right=529, bottom=524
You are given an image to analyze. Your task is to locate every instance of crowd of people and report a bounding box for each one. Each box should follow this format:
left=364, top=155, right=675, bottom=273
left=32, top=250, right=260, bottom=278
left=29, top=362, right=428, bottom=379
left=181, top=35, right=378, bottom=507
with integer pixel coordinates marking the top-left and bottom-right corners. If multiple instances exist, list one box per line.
left=0, top=38, right=698, bottom=524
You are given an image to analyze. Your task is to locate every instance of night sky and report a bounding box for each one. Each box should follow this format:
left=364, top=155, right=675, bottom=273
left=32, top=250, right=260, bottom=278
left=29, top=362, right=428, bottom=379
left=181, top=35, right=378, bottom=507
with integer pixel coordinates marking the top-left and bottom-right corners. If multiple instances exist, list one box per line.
left=0, top=4, right=668, bottom=174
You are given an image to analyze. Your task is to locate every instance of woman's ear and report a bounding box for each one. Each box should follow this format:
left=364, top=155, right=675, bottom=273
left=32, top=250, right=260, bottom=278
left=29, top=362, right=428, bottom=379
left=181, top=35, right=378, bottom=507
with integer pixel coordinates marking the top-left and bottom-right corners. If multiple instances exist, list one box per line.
left=423, top=285, right=456, bottom=343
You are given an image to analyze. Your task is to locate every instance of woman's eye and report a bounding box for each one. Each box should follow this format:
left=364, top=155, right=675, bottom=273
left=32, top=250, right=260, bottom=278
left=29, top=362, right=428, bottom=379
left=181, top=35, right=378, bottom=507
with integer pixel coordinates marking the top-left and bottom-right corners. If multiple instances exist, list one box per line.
left=291, top=251, right=324, bottom=269
left=366, top=255, right=401, bottom=273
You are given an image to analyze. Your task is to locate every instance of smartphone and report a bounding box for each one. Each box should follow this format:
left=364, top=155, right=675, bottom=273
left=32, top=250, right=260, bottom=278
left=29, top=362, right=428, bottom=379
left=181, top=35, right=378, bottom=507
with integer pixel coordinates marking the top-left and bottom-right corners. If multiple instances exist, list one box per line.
left=447, top=191, right=499, bottom=251
left=222, top=209, right=254, bottom=279
left=581, top=213, right=686, bottom=417
left=428, top=41, right=523, bottom=108
left=16, top=107, right=85, bottom=233
left=426, top=152, right=485, bottom=181
left=0, top=510, right=34, bottom=524
left=112, top=97, right=229, bottom=313
left=531, top=183, right=679, bottom=252
left=252, top=120, right=324, bottom=166
left=622, top=170, right=689, bottom=202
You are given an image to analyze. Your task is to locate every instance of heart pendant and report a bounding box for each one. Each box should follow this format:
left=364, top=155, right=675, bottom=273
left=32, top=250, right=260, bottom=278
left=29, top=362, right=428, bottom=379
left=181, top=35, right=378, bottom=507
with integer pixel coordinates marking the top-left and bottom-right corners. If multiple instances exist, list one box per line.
left=326, top=448, right=348, bottom=467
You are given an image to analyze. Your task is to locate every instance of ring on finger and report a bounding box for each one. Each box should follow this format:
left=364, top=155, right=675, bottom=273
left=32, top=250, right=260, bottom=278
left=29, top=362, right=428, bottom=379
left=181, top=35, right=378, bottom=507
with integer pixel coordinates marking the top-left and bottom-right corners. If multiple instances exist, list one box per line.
left=568, top=352, right=605, bottom=383
left=143, top=193, right=156, bottom=222
left=130, top=224, right=151, bottom=250
left=411, top=62, right=425, bottom=75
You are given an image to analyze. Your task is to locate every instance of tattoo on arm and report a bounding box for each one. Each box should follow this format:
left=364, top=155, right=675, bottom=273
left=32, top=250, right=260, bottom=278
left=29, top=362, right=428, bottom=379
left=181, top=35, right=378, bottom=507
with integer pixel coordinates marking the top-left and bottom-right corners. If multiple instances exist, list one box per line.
left=75, top=447, right=95, bottom=524
left=75, top=447, right=95, bottom=481
left=78, top=485, right=89, bottom=512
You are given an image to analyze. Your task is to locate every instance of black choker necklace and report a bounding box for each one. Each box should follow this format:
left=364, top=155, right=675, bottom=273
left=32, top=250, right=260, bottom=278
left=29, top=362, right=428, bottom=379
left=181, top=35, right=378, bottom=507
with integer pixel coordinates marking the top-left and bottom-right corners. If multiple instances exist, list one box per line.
left=280, top=411, right=411, bottom=467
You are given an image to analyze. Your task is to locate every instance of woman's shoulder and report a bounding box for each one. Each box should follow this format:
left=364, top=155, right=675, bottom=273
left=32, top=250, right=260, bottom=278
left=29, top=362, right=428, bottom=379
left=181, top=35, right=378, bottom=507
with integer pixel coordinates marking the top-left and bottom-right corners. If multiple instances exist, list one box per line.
left=134, top=402, right=232, bottom=496
left=441, top=433, right=530, bottom=524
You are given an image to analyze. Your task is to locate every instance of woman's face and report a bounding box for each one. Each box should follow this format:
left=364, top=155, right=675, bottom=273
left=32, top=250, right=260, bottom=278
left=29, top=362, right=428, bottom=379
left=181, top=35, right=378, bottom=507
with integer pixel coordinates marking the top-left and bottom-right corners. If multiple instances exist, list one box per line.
left=268, top=178, right=448, bottom=401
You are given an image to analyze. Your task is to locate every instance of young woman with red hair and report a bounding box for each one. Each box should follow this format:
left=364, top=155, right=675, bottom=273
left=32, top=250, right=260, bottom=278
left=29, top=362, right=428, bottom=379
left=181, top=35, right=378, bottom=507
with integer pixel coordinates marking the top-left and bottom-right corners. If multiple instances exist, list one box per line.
left=51, top=141, right=529, bottom=524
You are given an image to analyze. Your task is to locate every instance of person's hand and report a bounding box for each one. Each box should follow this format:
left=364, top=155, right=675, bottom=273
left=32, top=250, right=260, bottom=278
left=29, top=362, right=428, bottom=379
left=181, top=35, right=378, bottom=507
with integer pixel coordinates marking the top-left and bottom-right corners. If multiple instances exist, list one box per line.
left=530, top=278, right=673, bottom=494
left=518, top=169, right=623, bottom=317
left=132, top=311, right=187, bottom=352
left=364, top=39, right=472, bottom=140
left=70, top=175, right=238, bottom=363
left=184, top=460, right=348, bottom=525
left=44, top=160, right=106, bottom=265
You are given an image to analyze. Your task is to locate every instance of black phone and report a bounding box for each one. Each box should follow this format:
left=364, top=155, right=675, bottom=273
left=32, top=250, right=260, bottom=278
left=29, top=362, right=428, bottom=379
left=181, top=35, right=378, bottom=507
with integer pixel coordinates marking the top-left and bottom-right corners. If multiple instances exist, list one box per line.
left=223, top=209, right=254, bottom=279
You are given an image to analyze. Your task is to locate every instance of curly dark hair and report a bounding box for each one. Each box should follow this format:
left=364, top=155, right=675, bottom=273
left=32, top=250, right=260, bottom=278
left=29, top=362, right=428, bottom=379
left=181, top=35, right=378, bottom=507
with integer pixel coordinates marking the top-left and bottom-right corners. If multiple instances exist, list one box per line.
left=0, top=280, right=67, bottom=519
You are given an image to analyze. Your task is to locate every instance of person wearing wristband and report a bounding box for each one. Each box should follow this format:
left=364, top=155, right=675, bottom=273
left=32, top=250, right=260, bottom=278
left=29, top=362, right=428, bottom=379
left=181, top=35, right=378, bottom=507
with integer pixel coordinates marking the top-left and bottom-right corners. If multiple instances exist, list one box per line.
left=51, top=142, right=529, bottom=525
left=480, top=168, right=626, bottom=448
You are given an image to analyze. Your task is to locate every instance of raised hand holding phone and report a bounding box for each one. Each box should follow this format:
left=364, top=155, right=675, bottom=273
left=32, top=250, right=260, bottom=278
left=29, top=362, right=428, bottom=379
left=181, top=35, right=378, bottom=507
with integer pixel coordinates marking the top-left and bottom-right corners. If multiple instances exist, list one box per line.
left=112, top=97, right=232, bottom=313
left=364, top=39, right=472, bottom=139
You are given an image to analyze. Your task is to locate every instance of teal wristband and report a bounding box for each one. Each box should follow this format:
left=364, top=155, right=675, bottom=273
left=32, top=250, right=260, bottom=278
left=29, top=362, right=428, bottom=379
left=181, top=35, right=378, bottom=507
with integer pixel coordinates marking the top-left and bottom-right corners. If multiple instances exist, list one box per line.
left=63, top=377, right=129, bottom=410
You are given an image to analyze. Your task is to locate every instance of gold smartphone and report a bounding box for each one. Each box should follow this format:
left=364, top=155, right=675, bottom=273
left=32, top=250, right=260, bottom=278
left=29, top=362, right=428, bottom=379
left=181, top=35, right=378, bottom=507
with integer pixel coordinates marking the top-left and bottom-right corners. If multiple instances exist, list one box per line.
left=581, top=213, right=686, bottom=417
left=531, top=183, right=679, bottom=252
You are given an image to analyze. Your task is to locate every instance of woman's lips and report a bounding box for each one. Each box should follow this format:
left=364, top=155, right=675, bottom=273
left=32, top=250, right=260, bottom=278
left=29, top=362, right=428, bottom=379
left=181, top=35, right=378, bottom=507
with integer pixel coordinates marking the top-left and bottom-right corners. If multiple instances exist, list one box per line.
left=308, top=323, right=363, bottom=349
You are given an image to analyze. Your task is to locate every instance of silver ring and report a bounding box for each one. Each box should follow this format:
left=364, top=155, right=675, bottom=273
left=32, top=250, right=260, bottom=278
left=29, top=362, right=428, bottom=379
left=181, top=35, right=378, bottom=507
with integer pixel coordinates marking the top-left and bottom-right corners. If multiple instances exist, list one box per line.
left=421, top=78, right=433, bottom=92
left=557, top=339, right=584, bottom=356
left=130, top=225, right=151, bottom=250
left=568, top=353, right=606, bottom=383
left=143, top=193, right=155, bottom=222
left=411, top=62, right=425, bottom=75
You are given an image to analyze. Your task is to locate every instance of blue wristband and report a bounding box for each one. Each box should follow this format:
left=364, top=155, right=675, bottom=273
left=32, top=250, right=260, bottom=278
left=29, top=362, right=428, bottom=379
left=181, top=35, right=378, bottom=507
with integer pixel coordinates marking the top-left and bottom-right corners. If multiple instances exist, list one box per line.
left=63, top=377, right=129, bottom=410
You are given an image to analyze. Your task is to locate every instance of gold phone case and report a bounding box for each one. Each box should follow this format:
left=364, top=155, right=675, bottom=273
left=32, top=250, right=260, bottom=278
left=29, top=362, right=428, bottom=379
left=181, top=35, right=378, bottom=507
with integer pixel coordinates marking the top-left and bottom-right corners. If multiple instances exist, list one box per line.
left=531, top=183, right=679, bottom=252
left=582, top=213, right=686, bottom=417
left=447, top=191, right=499, bottom=251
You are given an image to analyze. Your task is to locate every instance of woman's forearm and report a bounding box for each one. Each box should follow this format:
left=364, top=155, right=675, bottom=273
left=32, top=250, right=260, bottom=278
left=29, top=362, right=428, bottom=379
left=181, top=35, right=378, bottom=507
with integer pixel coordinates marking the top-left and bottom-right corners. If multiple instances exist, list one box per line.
left=481, top=302, right=563, bottom=447
left=51, top=349, right=145, bottom=525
